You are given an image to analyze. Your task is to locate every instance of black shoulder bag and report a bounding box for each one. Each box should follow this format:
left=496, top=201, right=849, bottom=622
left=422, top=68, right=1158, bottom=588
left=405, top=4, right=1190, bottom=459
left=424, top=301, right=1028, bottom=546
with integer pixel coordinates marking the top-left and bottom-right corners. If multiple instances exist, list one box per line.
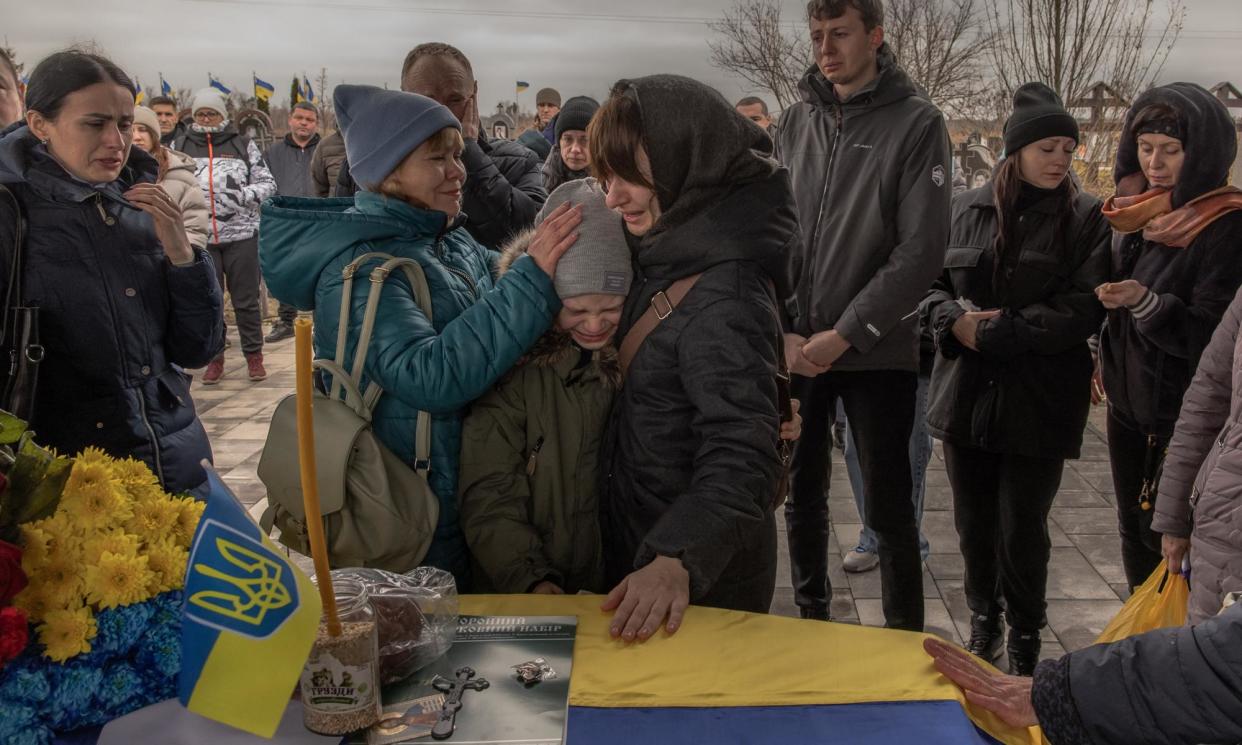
left=0, top=184, right=41, bottom=422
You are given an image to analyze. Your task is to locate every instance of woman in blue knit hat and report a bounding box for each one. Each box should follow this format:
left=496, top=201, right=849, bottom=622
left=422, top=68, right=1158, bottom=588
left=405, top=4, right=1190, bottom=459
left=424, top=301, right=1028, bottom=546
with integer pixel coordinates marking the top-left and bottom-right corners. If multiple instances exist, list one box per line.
left=259, top=85, right=580, bottom=585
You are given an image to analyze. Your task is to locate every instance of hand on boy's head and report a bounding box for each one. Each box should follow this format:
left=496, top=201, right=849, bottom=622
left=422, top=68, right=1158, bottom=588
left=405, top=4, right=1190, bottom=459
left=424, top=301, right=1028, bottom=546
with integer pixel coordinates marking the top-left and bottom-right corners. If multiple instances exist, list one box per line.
left=528, top=202, right=582, bottom=279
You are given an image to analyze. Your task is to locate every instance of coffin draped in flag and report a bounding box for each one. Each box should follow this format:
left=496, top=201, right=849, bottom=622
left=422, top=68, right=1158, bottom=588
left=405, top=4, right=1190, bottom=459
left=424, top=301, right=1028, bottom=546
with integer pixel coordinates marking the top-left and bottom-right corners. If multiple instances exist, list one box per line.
left=178, top=468, right=320, bottom=738
left=458, top=595, right=1043, bottom=745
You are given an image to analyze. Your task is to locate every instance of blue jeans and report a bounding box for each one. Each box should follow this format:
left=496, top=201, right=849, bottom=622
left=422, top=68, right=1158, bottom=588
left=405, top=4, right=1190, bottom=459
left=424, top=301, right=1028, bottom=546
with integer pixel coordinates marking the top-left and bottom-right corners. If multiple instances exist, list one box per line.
left=842, top=374, right=932, bottom=559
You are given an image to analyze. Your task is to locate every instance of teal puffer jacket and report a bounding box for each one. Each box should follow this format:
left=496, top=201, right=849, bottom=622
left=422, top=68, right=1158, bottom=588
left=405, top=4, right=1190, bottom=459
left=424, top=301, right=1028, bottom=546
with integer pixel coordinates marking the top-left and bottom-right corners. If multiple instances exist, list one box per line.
left=259, top=192, right=560, bottom=584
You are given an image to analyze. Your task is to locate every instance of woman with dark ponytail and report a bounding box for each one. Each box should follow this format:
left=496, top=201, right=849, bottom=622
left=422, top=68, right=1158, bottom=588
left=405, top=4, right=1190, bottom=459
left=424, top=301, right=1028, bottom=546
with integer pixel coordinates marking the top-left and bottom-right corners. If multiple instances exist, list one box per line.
left=921, top=83, right=1110, bottom=675
left=0, top=49, right=223, bottom=492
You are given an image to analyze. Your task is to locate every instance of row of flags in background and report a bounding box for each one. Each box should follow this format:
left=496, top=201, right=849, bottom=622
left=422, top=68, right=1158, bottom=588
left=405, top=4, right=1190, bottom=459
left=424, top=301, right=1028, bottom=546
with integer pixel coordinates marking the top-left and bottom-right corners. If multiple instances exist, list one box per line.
left=128, top=72, right=317, bottom=106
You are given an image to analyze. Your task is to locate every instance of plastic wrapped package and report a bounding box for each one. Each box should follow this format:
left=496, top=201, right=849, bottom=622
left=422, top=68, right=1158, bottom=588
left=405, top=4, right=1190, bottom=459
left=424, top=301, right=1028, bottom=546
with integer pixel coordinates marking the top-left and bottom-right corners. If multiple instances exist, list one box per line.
left=320, top=566, right=458, bottom=684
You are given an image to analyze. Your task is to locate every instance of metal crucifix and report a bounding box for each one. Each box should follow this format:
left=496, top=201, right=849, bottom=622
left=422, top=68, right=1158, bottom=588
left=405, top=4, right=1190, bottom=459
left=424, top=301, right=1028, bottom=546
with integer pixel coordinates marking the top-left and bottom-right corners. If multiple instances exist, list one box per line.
left=430, top=667, right=490, bottom=740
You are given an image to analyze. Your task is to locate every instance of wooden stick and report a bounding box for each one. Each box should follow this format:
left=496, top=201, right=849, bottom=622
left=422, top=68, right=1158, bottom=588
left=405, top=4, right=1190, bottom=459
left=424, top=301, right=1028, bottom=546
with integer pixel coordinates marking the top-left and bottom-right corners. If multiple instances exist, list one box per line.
left=294, top=315, right=341, bottom=637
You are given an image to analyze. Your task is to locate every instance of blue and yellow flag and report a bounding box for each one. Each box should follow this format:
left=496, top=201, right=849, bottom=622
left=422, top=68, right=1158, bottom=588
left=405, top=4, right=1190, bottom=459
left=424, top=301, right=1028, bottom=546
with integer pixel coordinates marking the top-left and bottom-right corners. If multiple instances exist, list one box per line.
left=134, top=81, right=145, bottom=106
left=179, top=468, right=320, bottom=738
left=160, top=75, right=173, bottom=96
left=254, top=75, right=275, bottom=102
left=302, top=76, right=316, bottom=104
left=516, top=80, right=530, bottom=94
left=209, top=75, right=231, bottom=95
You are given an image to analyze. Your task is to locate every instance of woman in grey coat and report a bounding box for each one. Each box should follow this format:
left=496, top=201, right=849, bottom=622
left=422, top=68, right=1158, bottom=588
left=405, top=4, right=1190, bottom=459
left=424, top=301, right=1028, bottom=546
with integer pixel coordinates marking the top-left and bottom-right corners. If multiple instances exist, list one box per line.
left=1155, top=282, right=1242, bottom=623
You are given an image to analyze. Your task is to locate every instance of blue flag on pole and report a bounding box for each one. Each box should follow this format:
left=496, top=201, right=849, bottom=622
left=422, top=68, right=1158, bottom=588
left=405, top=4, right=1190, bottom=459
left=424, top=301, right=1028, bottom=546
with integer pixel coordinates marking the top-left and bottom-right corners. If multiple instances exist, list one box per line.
left=160, top=76, right=172, bottom=96
left=209, top=75, right=232, bottom=95
left=178, top=467, right=320, bottom=738
left=302, top=75, right=316, bottom=104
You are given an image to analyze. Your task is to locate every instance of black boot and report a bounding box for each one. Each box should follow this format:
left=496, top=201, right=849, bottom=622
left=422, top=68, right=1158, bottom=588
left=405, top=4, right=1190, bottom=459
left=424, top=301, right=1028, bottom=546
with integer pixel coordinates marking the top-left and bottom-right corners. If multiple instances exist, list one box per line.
left=799, top=606, right=831, bottom=622
left=966, top=613, right=1004, bottom=662
left=1006, top=629, right=1041, bottom=676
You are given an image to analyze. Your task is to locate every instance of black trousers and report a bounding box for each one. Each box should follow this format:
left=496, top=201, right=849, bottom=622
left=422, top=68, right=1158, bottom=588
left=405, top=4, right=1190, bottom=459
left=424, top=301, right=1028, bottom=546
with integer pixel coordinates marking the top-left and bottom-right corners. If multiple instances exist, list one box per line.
left=785, top=370, right=923, bottom=630
left=1106, top=411, right=1167, bottom=589
left=942, top=443, right=1064, bottom=632
left=207, top=235, right=264, bottom=355
left=277, top=301, right=297, bottom=325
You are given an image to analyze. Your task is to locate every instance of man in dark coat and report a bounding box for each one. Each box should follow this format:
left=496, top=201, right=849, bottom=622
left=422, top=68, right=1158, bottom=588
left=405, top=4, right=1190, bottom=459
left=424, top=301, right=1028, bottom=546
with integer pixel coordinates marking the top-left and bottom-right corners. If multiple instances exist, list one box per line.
left=334, top=43, right=547, bottom=250
left=776, top=0, right=950, bottom=630
left=262, top=102, right=321, bottom=342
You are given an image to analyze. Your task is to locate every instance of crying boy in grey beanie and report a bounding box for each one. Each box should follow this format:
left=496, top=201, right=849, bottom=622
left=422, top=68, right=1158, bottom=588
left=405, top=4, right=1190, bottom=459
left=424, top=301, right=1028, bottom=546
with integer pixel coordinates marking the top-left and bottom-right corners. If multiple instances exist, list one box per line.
left=456, top=176, right=633, bottom=596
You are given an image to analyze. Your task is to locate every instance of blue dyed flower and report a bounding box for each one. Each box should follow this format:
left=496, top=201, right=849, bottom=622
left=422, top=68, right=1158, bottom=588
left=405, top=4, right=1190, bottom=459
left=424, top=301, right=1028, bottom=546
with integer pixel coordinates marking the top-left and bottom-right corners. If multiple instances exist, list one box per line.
left=135, top=624, right=181, bottom=680
left=93, top=602, right=155, bottom=657
left=5, top=725, right=52, bottom=745
left=47, top=662, right=103, bottom=731
left=0, top=665, right=50, bottom=704
left=96, top=661, right=143, bottom=714
left=0, top=702, right=37, bottom=739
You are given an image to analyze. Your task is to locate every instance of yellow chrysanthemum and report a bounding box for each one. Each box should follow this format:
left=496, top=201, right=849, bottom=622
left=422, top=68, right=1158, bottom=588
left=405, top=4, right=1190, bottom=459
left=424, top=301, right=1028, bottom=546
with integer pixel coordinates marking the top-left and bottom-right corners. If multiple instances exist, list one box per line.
left=144, top=539, right=189, bottom=594
left=82, top=529, right=141, bottom=564
left=84, top=551, right=153, bottom=610
left=14, top=582, right=64, bottom=623
left=124, top=497, right=180, bottom=543
left=37, top=511, right=82, bottom=549
left=172, top=497, right=205, bottom=548
left=37, top=605, right=96, bottom=662
left=64, top=453, right=115, bottom=497
left=18, top=522, right=52, bottom=573
left=62, top=477, right=132, bottom=533
left=73, top=445, right=113, bottom=468
left=39, top=552, right=84, bottom=595
left=111, top=457, right=160, bottom=500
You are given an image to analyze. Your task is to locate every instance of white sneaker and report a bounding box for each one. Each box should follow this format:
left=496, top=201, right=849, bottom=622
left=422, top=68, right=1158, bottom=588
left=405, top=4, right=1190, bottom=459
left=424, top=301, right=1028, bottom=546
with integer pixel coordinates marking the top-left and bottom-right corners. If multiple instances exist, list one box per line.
left=843, top=546, right=879, bottom=573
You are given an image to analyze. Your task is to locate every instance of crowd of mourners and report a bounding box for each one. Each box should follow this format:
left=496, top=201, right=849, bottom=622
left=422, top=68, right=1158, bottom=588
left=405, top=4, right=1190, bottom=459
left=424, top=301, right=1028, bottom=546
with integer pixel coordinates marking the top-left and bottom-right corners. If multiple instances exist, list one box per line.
left=2, top=0, right=1242, bottom=742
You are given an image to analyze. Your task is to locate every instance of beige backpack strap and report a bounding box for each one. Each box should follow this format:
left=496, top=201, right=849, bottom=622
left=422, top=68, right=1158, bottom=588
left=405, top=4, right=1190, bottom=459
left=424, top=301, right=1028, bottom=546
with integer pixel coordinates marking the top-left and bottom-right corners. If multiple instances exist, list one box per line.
left=331, top=250, right=393, bottom=400
left=617, top=273, right=703, bottom=378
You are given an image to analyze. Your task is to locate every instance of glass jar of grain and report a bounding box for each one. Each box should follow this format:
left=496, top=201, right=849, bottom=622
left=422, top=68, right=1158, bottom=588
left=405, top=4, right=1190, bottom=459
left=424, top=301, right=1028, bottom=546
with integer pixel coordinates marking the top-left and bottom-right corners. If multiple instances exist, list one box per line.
left=301, top=577, right=381, bottom=735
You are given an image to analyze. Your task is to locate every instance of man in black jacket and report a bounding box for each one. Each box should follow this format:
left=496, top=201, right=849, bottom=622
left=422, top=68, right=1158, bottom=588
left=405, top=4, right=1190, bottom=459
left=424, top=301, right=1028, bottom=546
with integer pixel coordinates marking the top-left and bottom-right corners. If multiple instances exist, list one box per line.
left=263, top=102, right=321, bottom=342
left=776, top=0, right=950, bottom=630
left=335, top=43, right=547, bottom=250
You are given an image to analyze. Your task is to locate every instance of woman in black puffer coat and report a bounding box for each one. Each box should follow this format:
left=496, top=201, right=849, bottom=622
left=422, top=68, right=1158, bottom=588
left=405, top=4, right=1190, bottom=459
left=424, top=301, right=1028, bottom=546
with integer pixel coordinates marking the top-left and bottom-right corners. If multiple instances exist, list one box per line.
left=589, top=75, right=799, bottom=643
left=922, top=83, right=1110, bottom=676
left=0, top=50, right=222, bottom=493
left=1095, top=83, right=1242, bottom=592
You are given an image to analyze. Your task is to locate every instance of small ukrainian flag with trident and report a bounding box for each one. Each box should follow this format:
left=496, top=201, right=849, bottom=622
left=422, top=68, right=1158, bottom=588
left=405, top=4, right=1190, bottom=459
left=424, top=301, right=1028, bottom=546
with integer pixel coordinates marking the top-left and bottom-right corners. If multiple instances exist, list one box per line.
left=179, top=467, right=320, bottom=737
left=254, top=74, right=275, bottom=102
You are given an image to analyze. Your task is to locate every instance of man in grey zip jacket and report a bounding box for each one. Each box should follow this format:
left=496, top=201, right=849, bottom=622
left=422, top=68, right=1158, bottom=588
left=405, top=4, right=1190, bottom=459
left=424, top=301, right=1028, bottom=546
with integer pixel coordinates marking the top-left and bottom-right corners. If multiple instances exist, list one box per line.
left=776, top=0, right=950, bottom=630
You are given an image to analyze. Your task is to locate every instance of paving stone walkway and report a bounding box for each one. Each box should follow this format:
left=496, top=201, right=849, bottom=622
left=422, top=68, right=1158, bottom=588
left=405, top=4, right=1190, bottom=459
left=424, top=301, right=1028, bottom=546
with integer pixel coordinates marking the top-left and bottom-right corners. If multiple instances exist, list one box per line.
left=192, top=330, right=1129, bottom=665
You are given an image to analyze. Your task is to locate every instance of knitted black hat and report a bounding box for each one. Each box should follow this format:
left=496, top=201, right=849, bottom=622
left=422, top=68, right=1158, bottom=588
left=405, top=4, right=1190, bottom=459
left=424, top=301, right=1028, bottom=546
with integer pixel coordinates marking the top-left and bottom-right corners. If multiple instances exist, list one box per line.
left=555, top=96, right=600, bottom=142
left=1003, top=82, right=1079, bottom=155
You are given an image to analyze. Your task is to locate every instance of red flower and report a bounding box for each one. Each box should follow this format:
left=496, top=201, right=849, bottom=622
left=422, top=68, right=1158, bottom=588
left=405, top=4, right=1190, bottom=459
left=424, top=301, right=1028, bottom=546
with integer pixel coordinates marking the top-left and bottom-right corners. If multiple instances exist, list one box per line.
left=0, top=606, right=28, bottom=666
left=0, top=540, right=25, bottom=606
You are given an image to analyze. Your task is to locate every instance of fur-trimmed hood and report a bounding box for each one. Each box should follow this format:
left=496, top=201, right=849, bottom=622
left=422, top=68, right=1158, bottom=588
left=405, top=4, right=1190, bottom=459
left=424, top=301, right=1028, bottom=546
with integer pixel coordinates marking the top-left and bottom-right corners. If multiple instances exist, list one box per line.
left=497, top=229, right=622, bottom=389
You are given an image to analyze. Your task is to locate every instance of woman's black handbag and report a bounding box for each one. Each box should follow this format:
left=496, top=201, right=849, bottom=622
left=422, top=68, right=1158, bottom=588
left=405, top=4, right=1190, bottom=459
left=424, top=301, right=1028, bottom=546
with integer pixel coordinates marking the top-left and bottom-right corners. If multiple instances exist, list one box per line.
left=0, top=184, right=40, bottom=422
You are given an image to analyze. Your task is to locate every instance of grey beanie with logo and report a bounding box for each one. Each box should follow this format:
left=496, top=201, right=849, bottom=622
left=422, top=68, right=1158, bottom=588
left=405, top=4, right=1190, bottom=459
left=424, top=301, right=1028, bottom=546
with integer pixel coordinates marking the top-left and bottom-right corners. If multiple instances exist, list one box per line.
left=537, top=178, right=632, bottom=299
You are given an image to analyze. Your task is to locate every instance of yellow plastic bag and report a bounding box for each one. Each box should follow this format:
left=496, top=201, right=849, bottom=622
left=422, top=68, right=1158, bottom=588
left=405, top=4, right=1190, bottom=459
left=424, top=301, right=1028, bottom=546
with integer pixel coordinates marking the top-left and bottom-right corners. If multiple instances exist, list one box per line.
left=1095, top=561, right=1189, bottom=643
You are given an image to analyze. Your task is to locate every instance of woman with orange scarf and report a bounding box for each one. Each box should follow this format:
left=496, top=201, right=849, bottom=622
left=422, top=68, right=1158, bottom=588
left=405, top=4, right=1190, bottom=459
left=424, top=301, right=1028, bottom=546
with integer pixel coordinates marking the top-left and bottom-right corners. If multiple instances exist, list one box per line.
left=1094, top=82, right=1242, bottom=591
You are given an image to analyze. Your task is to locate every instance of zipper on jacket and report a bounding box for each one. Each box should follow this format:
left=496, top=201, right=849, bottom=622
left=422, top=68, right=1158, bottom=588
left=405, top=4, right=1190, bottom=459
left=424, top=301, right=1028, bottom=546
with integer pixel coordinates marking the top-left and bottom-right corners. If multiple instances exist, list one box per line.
left=93, top=193, right=116, bottom=226
left=136, top=387, right=166, bottom=487
left=434, top=238, right=478, bottom=298
left=525, top=435, right=545, bottom=477
left=807, top=105, right=844, bottom=253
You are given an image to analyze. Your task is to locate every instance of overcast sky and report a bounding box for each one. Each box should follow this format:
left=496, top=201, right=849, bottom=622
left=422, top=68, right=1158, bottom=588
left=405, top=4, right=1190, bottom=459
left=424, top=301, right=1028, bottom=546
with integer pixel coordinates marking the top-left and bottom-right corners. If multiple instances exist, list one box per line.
left=7, top=0, right=1242, bottom=115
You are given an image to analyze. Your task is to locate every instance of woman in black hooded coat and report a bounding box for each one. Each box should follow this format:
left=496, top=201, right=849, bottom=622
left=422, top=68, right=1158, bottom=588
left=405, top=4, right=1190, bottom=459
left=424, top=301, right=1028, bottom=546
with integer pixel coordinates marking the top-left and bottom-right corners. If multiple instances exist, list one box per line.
left=1094, top=83, right=1242, bottom=590
left=588, top=75, right=799, bottom=642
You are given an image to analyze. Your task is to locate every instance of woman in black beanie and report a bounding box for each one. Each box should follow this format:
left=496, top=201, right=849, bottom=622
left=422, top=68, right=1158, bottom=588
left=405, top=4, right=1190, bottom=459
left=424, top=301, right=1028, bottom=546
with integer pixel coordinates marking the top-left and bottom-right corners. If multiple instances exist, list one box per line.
left=543, top=95, right=599, bottom=192
left=921, top=82, right=1111, bottom=675
left=1094, top=83, right=1242, bottom=592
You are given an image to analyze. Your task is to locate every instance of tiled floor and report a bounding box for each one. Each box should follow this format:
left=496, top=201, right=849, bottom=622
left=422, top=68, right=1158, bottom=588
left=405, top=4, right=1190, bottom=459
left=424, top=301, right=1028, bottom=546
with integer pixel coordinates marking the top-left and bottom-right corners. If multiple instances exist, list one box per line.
left=194, top=330, right=1128, bottom=664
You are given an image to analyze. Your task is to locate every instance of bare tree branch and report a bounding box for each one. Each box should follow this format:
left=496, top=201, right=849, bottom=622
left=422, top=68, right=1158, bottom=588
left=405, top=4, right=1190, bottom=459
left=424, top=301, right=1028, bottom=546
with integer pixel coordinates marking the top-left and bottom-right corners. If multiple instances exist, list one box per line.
left=885, top=0, right=992, bottom=118
left=707, top=0, right=810, bottom=111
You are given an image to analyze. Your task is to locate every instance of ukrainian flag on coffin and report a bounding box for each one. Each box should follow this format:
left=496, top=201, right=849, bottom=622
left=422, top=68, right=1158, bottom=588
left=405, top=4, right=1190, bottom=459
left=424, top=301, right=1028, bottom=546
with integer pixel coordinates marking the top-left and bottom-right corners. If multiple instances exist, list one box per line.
left=458, top=595, right=1045, bottom=745
left=179, top=469, right=320, bottom=737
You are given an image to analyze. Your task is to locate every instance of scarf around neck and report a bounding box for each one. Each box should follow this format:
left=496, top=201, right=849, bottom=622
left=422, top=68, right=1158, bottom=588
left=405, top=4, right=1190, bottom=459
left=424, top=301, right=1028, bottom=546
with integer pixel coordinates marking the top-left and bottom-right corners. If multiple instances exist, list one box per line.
left=1102, top=181, right=1242, bottom=248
